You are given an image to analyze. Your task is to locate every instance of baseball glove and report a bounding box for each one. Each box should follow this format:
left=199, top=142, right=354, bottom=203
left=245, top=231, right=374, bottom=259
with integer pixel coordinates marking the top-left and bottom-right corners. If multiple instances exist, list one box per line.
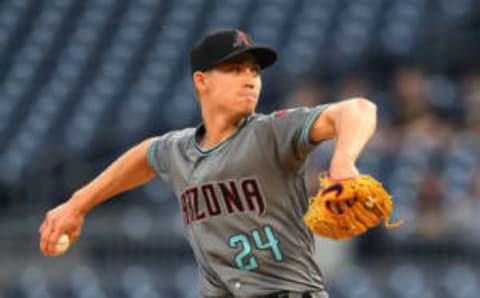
left=304, top=174, right=404, bottom=240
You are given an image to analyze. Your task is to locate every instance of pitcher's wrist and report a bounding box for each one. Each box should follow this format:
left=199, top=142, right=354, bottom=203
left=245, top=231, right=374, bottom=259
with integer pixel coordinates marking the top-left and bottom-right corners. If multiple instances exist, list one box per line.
left=68, top=191, right=91, bottom=216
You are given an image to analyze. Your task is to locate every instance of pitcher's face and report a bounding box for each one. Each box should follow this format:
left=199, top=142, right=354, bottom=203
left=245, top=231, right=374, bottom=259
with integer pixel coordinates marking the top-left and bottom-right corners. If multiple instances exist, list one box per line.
left=196, top=53, right=262, bottom=117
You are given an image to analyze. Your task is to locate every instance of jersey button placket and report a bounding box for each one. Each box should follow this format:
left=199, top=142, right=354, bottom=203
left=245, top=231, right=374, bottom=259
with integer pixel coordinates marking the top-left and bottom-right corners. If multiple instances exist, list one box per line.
left=188, top=157, right=204, bottom=185
left=189, top=155, right=214, bottom=185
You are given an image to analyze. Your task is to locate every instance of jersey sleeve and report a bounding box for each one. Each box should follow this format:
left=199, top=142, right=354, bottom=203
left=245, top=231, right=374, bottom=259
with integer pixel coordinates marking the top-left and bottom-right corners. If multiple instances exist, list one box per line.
left=146, top=132, right=173, bottom=182
left=269, top=104, right=330, bottom=168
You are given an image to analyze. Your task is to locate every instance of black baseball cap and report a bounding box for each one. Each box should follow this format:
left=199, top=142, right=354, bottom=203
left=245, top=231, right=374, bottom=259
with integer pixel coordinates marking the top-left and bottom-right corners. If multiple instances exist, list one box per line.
left=190, top=29, right=277, bottom=73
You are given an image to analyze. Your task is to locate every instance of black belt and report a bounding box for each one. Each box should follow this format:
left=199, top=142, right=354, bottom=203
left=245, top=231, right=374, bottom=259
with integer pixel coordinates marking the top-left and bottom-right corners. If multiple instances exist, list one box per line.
left=205, top=291, right=319, bottom=298
left=262, top=292, right=312, bottom=298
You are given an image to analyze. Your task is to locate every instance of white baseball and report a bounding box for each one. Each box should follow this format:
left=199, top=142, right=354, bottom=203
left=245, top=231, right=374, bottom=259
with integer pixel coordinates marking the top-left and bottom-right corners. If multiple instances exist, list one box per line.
left=54, top=234, right=70, bottom=256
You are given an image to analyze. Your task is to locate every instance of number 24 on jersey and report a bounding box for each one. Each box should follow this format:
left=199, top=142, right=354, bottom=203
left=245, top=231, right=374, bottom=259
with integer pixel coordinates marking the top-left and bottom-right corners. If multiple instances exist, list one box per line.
left=228, top=224, right=283, bottom=271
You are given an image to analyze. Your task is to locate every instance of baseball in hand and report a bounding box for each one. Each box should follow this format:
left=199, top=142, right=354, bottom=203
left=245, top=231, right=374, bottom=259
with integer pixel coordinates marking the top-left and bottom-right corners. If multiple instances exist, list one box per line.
left=54, top=234, right=70, bottom=256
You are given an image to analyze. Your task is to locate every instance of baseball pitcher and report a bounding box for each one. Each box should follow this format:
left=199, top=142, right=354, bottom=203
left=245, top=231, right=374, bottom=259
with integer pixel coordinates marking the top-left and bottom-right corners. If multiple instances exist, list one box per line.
left=40, top=29, right=400, bottom=298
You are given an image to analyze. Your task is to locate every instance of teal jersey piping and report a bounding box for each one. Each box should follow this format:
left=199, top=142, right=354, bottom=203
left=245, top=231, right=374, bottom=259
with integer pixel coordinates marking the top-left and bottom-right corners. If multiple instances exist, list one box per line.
left=192, top=116, right=252, bottom=156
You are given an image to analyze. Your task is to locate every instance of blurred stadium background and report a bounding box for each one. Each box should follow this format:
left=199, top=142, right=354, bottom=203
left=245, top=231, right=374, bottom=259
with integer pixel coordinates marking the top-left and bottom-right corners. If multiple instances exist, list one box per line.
left=0, top=0, right=479, bottom=297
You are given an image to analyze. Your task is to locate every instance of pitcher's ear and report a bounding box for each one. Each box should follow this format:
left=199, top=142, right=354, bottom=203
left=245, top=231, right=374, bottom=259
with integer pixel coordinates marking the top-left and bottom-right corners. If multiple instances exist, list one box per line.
left=193, top=71, right=207, bottom=92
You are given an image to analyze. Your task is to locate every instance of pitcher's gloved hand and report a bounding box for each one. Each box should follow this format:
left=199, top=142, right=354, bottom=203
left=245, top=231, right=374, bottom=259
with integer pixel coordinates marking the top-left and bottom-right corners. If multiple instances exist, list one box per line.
left=304, top=175, right=404, bottom=240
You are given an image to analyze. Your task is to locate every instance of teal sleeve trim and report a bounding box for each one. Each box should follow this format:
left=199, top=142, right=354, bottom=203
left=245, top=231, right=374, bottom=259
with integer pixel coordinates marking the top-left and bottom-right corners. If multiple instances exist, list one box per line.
left=300, top=104, right=329, bottom=146
left=146, top=137, right=160, bottom=169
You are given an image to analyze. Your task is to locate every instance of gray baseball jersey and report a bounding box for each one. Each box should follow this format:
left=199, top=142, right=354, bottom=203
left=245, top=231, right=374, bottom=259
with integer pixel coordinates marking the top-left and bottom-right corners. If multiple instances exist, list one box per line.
left=147, top=105, right=330, bottom=298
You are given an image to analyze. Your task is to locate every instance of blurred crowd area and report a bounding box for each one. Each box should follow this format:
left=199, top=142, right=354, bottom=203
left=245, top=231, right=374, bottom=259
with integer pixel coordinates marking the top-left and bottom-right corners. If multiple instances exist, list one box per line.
left=0, top=0, right=479, bottom=297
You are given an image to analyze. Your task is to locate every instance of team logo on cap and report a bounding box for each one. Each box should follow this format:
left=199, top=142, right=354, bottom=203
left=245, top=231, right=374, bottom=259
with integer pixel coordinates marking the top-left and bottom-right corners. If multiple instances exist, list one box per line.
left=234, top=31, right=252, bottom=47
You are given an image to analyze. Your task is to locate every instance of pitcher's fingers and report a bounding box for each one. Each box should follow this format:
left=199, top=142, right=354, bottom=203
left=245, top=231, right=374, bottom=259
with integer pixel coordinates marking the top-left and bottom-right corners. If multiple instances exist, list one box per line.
left=39, top=233, right=46, bottom=255
left=46, top=229, right=62, bottom=256
left=40, top=223, right=52, bottom=256
left=43, top=223, right=58, bottom=256
left=39, top=219, right=48, bottom=234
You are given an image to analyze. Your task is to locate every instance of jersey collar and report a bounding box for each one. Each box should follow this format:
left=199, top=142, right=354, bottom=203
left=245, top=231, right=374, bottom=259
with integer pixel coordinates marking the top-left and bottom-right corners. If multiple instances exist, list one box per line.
left=191, top=116, right=252, bottom=156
